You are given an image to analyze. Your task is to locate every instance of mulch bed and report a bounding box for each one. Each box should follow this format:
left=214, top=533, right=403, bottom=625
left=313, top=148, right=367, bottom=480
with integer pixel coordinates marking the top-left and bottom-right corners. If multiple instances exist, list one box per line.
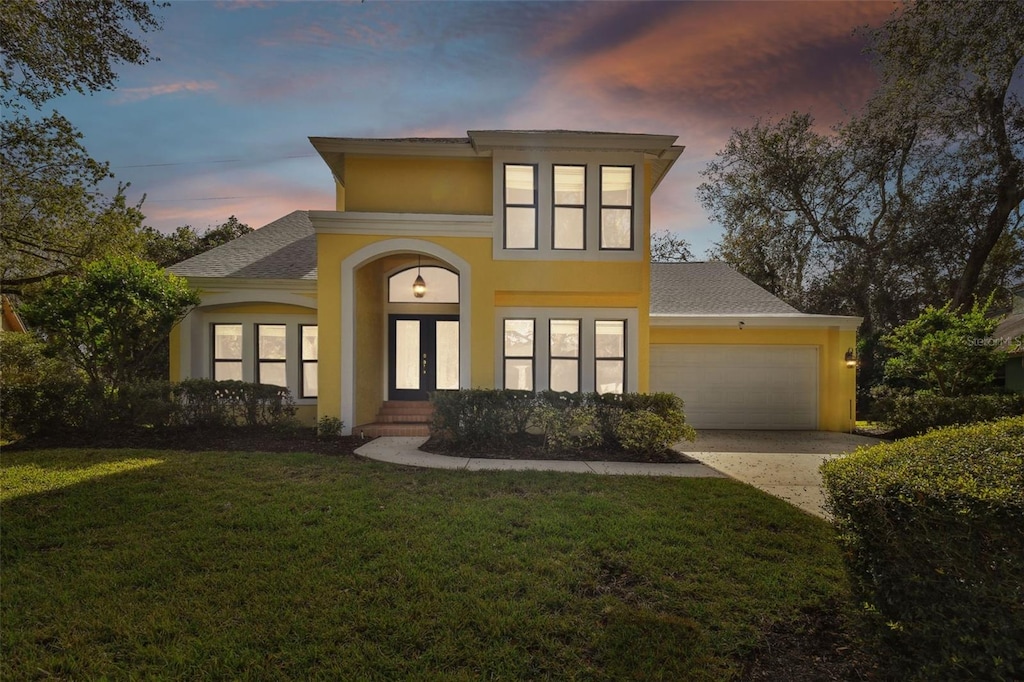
left=420, top=433, right=699, bottom=463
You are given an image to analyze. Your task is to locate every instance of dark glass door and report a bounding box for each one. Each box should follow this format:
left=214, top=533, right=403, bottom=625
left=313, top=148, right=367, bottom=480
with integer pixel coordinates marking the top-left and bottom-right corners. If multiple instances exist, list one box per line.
left=388, top=314, right=459, bottom=400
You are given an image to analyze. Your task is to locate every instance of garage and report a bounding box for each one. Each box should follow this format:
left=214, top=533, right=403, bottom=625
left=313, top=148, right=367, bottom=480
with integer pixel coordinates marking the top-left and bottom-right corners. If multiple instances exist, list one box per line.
left=650, top=344, right=819, bottom=430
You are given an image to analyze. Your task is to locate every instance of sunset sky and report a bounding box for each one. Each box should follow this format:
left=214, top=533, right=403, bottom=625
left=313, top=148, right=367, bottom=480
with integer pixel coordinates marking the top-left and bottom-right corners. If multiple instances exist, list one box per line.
left=52, top=0, right=899, bottom=257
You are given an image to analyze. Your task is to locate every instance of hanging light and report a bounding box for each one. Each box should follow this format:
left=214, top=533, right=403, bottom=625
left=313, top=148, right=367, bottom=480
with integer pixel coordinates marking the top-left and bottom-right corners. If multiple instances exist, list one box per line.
left=845, top=348, right=857, bottom=369
left=412, top=256, right=427, bottom=298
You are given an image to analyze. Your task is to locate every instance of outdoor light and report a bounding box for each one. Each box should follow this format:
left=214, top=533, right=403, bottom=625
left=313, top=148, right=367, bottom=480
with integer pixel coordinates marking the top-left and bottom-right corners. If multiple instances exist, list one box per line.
left=412, top=256, right=427, bottom=298
left=845, top=348, right=857, bottom=368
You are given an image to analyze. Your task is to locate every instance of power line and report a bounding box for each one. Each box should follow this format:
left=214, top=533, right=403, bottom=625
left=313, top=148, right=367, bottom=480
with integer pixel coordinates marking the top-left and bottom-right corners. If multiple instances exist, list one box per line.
left=113, top=153, right=317, bottom=169
left=144, top=195, right=271, bottom=203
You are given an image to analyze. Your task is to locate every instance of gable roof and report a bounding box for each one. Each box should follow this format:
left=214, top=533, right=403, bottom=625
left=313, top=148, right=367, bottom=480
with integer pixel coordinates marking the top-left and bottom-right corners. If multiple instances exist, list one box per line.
left=650, top=262, right=799, bottom=316
left=168, top=210, right=316, bottom=280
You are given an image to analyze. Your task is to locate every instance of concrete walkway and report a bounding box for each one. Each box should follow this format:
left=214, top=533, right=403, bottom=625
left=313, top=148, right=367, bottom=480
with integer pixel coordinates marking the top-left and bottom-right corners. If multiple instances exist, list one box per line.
left=354, top=430, right=883, bottom=519
left=354, top=437, right=725, bottom=478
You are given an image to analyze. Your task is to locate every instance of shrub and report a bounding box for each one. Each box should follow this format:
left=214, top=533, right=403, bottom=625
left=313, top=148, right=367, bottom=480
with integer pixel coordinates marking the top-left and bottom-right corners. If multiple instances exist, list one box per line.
left=0, top=331, right=91, bottom=438
left=820, top=417, right=1024, bottom=680
left=873, top=389, right=1024, bottom=436
left=429, top=389, right=695, bottom=455
left=317, top=416, right=344, bottom=439
left=170, top=379, right=297, bottom=428
left=430, top=389, right=513, bottom=447
left=534, top=392, right=602, bottom=453
left=614, top=409, right=696, bottom=455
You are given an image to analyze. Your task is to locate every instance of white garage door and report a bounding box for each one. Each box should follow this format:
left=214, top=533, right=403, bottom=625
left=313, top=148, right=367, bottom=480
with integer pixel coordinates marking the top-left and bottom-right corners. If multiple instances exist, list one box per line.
left=650, top=345, right=818, bottom=430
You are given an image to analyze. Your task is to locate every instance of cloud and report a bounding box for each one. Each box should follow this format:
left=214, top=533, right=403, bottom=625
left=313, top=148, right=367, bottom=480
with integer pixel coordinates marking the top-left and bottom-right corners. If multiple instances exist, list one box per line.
left=114, top=80, right=218, bottom=104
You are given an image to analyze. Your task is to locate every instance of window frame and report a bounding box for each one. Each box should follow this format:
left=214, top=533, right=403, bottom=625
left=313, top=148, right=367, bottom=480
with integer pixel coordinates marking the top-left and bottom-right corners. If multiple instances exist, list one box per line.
left=255, top=323, right=288, bottom=387
left=599, top=165, right=635, bottom=251
left=299, top=324, right=318, bottom=398
left=211, top=323, right=243, bottom=381
left=551, top=164, right=586, bottom=251
left=548, top=318, right=582, bottom=393
left=594, top=319, right=626, bottom=395
left=503, top=163, right=538, bottom=250
left=503, top=318, right=536, bottom=390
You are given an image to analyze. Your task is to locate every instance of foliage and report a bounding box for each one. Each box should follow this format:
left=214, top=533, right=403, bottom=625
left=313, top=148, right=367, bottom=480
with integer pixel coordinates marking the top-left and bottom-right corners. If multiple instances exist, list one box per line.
left=650, top=229, right=693, bottom=262
left=881, top=299, right=1007, bottom=397
left=1, top=0, right=165, bottom=292
left=21, top=255, right=199, bottom=393
left=430, top=389, right=695, bottom=455
left=699, top=0, right=1024, bottom=394
left=0, top=330, right=90, bottom=438
left=871, top=390, right=1024, bottom=437
left=316, top=416, right=344, bottom=439
left=0, top=112, right=146, bottom=294
left=534, top=392, right=602, bottom=453
left=170, top=379, right=297, bottom=429
left=821, top=418, right=1024, bottom=680
left=141, top=216, right=253, bottom=267
left=0, top=0, right=164, bottom=107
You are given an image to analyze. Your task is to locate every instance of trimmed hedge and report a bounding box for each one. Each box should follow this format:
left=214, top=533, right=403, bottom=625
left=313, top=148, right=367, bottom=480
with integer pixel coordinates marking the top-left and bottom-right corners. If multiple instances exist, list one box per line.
left=429, top=389, right=696, bottom=454
left=872, top=390, right=1024, bottom=436
left=170, top=379, right=297, bottom=428
left=820, top=417, right=1024, bottom=680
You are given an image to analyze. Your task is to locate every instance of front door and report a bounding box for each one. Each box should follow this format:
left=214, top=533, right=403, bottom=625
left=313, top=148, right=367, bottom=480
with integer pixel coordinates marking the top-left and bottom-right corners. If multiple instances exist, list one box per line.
left=388, top=314, right=459, bottom=400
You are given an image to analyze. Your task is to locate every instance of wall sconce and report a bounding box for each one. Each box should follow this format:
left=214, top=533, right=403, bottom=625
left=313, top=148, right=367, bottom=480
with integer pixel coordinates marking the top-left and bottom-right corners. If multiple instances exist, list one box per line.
left=845, top=348, right=857, bottom=369
left=412, top=256, right=427, bottom=298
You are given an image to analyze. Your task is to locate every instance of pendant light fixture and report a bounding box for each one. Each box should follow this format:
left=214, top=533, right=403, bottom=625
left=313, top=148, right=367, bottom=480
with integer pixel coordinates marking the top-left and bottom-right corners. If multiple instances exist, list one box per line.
left=412, top=256, right=427, bottom=298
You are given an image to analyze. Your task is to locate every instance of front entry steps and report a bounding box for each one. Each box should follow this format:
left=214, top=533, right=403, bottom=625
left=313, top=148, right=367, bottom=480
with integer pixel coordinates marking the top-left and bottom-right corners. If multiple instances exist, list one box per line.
left=354, top=401, right=433, bottom=438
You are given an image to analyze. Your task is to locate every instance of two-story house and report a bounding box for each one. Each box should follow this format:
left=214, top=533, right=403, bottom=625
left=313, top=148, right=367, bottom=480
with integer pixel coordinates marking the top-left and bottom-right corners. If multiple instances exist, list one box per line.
left=169, top=130, right=860, bottom=434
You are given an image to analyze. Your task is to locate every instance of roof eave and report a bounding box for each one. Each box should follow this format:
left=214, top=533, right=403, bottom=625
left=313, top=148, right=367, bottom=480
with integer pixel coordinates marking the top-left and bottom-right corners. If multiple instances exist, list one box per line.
left=650, top=313, right=863, bottom=331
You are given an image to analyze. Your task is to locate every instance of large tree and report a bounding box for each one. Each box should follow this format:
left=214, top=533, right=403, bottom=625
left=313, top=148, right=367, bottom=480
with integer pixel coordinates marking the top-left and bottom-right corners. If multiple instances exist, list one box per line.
left=140, top=216, right=254, bottom=267
left=867, top=0, right=1024, bottom=308
left=0, top=0, right=164, bottom=293
left=701, top=0, right=1024, bottom=337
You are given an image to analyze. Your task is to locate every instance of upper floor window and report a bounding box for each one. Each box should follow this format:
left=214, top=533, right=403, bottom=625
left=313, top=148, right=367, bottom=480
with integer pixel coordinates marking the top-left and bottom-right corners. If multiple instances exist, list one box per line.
left=213, top=324, right=243, bottom=381
left=600, top=166, right=633, bottom=250
left=552, top=165, right=585, bottom=250
left=504, top=164, right=537, bottom=249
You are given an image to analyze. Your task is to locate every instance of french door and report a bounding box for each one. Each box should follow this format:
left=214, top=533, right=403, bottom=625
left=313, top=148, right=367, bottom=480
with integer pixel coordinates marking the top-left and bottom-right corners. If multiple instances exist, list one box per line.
left=388, top=315, right=459, bottom=400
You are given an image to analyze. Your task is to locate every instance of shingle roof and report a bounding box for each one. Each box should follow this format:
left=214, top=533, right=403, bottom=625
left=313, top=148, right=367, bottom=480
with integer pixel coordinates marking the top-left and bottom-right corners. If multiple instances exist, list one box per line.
left=650, top=262, right=800, bottom=315
left=168, top=210, right=316, bottom=280
left=168, top=214, right=798, bottom=316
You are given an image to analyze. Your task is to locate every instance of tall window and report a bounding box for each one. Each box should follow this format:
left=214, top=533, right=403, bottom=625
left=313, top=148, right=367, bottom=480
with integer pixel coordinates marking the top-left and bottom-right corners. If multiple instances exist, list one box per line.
left=256, top=324, right=287, bottom=387
left=301, top=325, right=318, bottom=398
left=595, top=320, right=625, bottom=394
left=503, top=319, right=535, bottom=390
left=600, top=166, right=633, bottom=250
left=549, top=319, right=580, bottom=392
left=504, top=164, right=537, bottom=249
left=553, top=165, right=585, bottom=250
left=213, top=324, right=243, bottom=381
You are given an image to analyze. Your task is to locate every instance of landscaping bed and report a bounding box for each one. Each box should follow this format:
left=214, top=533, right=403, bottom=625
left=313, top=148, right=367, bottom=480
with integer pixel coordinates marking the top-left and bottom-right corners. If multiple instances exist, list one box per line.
left=421, top=432, right=699, bottom=463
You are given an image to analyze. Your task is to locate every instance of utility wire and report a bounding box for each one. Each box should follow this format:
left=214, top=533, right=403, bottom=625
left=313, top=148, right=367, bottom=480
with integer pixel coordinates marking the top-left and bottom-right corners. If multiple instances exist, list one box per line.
left=113, top=153, right=317, bottom=169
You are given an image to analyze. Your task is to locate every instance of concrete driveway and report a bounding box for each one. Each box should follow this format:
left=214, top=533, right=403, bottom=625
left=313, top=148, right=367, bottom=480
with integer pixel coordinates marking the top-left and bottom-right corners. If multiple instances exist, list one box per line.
left=678, top=430, right=883, bottom=519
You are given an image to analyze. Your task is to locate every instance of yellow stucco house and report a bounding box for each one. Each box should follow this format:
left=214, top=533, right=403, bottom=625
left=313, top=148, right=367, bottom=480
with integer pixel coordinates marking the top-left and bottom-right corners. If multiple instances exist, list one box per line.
left=169, top=130, right=860, bottom=434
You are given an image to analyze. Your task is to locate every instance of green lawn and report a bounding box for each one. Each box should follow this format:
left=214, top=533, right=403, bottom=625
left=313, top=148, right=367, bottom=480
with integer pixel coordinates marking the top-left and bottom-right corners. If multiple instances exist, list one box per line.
left=1, top=448, right=850, bottom=680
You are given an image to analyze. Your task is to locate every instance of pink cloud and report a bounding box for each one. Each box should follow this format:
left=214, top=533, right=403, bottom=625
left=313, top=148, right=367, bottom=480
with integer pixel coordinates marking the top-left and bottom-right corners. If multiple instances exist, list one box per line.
left=114, top=80, right=218, bottom=104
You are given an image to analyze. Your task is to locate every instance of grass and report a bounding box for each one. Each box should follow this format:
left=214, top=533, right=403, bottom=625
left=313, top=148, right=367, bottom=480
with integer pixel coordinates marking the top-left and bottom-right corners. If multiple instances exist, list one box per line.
left=1, top=448, right=851, bottom=680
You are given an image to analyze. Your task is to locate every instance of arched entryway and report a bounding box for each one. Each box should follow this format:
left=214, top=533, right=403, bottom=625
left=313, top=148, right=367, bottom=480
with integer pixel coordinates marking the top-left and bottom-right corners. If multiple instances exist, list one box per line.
left=339, top=239, right=471, bottom=434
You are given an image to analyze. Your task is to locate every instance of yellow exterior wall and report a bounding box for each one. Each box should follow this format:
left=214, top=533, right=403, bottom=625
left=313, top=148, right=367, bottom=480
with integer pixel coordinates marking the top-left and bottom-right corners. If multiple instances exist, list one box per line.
left=354, top=261, right=385, bottom=426
left=650, top=326, right=858, bottom=431
left=198, top=302, right=316, bottom=315
left=343, top=157, right=493, bottom=215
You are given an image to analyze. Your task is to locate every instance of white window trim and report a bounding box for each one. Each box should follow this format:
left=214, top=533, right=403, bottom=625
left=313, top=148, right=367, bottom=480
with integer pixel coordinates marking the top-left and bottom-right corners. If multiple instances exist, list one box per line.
left=193, top=312, right=318, bottom=405
left=494, top=307, right=639, bottom=393
left=491, top=150, right=645, bottom=262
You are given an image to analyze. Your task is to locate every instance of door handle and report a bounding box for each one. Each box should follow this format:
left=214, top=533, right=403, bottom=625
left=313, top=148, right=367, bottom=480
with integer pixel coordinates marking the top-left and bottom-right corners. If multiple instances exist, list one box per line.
left=422, top=353, right=428, bottom=374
